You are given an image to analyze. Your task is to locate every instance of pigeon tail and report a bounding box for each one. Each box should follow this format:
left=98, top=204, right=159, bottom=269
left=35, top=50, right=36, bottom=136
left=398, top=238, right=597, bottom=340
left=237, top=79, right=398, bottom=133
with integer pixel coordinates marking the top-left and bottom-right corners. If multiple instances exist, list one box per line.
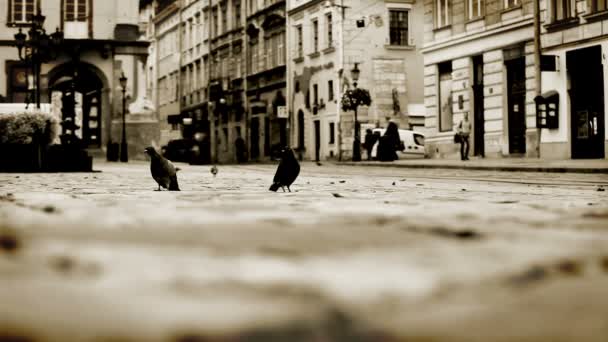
left=169, top=176, right=180, bottom=191
left=269, top=183, right=281, bottom=192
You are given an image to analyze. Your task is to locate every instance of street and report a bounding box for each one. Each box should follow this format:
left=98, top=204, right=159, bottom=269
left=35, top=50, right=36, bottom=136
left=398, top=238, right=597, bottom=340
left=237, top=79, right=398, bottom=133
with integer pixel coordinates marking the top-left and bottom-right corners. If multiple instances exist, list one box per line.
left=1, top=161, right=608, bottom=341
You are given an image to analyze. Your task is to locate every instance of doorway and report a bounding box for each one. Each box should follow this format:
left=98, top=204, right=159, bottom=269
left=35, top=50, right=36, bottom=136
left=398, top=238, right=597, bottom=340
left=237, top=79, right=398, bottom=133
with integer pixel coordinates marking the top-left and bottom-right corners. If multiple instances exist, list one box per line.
left=250, top=117, right=259, bottom=159
left=314, top=120, right=320, bottom=162
left=49, top=65, right=103, bottom=148
left=472, top=55, right=485, bottom=157
left=568, top=46, right=605, bottom=159
left=297, top=110, right=305, bottom=149
left=506, top=57, right=526, bottom=154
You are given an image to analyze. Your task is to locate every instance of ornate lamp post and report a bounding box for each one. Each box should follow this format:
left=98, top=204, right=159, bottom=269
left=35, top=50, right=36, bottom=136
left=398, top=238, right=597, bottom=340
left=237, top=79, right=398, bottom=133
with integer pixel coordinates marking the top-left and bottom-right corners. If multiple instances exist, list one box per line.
left=13, top=10, right=64, bottom=108
left=351, top=63, right=361, bottom=162
left=119, top=72, right=129, bottom=162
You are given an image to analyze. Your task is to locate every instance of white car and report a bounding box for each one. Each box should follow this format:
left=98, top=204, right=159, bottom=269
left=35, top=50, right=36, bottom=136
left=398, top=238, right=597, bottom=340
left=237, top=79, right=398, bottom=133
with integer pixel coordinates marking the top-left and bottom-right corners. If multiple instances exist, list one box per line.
left=369, top=128, right=425, bottom=159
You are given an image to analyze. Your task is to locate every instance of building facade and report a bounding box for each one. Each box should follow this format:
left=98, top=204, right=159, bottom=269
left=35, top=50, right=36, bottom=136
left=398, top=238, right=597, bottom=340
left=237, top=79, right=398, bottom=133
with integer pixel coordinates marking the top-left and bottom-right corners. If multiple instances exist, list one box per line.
left=1, top=0, right=153, bottom=159
left=152, top=0, right=183, bottom=150
left=148, top=0, right=287, bottom=164
left=537, top=0, right=607, bottom=159
left=421, top=0, right=538, bottom=159
left=245, top=0, right=287, bottom=161
left=287, top=0, right=425, bottom=161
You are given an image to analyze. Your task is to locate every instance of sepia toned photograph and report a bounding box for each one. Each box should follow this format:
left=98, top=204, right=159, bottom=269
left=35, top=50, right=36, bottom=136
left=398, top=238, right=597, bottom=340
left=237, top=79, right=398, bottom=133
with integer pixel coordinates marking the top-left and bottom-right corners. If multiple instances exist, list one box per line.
left=0, top=0, right=607, bottom=341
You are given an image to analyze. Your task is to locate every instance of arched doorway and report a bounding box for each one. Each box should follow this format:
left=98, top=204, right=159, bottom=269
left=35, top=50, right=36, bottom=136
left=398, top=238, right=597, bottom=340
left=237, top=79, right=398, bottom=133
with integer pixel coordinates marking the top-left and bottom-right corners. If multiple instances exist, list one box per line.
left=48, top=64, right=105, bottom=148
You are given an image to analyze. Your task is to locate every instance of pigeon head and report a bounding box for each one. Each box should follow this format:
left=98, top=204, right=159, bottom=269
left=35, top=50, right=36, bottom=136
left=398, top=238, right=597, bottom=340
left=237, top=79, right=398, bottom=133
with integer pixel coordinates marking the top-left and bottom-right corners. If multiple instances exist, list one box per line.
left=144, top=147, right=158, bottom=157
left=280, top=147, right=295, bottom=160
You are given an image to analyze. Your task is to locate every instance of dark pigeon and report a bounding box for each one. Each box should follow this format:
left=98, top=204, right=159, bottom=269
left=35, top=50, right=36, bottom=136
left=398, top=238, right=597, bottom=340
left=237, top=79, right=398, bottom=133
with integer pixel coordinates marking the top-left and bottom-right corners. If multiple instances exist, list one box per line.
left=269, top=147, right=300, bottom=192
left=210, top=165, right=218, bottom=177
left=144, top=147, right=180, bottom=191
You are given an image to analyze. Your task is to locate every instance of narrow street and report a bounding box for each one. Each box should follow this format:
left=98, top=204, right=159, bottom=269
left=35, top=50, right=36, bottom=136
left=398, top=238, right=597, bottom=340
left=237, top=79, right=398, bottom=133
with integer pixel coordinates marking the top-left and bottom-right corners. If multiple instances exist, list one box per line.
left=1, top=162, right=607, bottom=341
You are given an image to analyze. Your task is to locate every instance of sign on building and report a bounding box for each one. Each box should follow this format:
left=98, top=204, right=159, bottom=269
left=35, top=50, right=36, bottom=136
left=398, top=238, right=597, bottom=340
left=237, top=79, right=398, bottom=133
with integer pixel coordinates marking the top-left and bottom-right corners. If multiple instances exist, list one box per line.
left=277, top=106, right=288, bottom=119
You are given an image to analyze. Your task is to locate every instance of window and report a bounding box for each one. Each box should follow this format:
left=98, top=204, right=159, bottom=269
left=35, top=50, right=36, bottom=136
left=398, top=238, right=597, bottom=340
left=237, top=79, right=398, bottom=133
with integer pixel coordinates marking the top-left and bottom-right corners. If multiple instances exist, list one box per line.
left=329, top=122, right=335, bottom=144
left=550, top=0, right=573, bottom=21
left=212, top=7, right=218, bottom=37
left=221, top=4, right=227, bottom=33
left=249, top=0, right=257, bottom=14
left=436, top=0, right=450, bottom=28
left=504, top=0, right=519, bottom=8
left=588, top=0, right=607, bottom=13
left=312, top=19, right=319, bottom=53
left=296, top=25, right=303, bottom=58
left=313, top=84, right=318, bottom=106
left=249, top=40, right=259, bottom=74
left=389, top=9, right=409, bottom=46
left=234, top=1, right=241, bottom=28
left=265, top=31, right=285, bottom=69
left=328, top=80, right=334, bottom=101
left=468, top=0, right=483, bottom=19
left=438, top=62, right=453, bottom=132
left=65, top=0, right=87, bottom=22
left=9, top=0, right=36, bottom=23
left=326, top=13, right=333, bottom=48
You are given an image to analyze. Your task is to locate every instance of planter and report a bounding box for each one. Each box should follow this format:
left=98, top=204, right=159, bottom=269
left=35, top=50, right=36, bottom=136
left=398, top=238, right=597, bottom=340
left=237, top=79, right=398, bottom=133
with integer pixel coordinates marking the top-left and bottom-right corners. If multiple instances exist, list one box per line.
left=45, top=145, right=93, bottom=172
left=0, top=143, right=44, bottom=172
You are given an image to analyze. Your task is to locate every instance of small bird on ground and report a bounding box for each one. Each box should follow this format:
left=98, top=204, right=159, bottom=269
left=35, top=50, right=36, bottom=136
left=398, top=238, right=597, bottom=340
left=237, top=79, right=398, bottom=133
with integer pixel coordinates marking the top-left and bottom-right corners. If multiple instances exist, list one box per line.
left=144, top=147, right=180, bottom=191
left=269, top=147, right=300, bottom=192
left=210, top=165, right=218, bottom=177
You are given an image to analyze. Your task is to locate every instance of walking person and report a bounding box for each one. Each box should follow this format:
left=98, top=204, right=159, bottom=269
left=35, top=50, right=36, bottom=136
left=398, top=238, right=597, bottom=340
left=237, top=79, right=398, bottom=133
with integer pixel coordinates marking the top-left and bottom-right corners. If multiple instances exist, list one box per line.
left=378, top=121, right=401, bottom=162
left=235, top=134, right=247, bottom=163
left=457, top=112, right=472, bottom=161
left=363, top=129, right=377, bottom=161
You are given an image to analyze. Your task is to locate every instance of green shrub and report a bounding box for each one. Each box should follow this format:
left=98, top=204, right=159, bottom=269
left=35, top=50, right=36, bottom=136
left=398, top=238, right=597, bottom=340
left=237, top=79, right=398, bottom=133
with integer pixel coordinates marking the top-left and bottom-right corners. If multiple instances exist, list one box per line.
left=0, top=111, right=59, bottom=146
left=341, top=88, right=372, bottom=112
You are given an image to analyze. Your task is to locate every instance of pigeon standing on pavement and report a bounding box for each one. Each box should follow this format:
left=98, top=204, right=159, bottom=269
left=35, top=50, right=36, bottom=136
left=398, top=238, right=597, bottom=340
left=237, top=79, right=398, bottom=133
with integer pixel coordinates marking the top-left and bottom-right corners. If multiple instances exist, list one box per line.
left=144, top=147, right=180, bottom=191
left=269, top=147, right=300, bottom=192
left=210, top=165, right=218, bottom=177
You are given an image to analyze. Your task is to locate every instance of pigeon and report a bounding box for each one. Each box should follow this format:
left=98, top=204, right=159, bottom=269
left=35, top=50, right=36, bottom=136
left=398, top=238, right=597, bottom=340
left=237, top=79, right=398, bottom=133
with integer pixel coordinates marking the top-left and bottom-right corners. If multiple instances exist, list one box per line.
left=144, top=147, right=180, bottom=191
left=210, top=165, right=218, bottom=177
left=269, top=147, right=300, bottom=192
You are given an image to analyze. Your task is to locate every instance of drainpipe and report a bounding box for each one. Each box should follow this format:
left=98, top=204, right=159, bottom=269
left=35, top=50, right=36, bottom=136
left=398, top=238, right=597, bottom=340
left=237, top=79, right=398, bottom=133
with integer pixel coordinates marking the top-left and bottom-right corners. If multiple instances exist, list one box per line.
left=337, top=0, right=345, bottom=161
left=533, top=0, right=542, bottom=158
left=178, top=0, right=184, bottom=125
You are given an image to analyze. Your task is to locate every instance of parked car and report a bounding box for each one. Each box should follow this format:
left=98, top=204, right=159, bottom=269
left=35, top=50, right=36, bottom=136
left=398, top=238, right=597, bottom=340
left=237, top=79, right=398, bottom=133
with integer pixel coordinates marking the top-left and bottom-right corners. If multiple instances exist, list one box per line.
left=162, top=139, right=194, bottom=163
left=370, top=128, right=425, bottom=159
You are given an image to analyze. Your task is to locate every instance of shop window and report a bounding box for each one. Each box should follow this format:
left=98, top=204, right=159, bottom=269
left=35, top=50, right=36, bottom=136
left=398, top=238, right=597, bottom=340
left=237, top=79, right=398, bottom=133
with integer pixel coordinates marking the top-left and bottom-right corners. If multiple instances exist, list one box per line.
left=438, top=61, right=453, bottom=132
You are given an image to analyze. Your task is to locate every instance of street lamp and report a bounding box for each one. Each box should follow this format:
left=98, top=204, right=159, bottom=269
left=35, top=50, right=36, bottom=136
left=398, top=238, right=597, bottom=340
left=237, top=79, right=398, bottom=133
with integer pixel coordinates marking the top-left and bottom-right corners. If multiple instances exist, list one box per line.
left=119, top=72, right=129, bottom=162
left=12, top=9, right=63, bottom=109
left=351, top=63, right=361, bottom=162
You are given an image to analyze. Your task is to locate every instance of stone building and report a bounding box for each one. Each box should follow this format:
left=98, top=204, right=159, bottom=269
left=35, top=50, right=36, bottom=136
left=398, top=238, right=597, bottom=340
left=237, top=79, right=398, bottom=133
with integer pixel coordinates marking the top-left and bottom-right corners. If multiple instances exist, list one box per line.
left=537, top=0, right=607, bottom=159
left=151, top=0, right=183, bottom=150
left=208, top=0, right=246, bottom=163
left=421, top=0, right=538, bottom=158
left=245, top=0, right=287, bottom=161
left=148, top=0, right=286, bottom=164
left=287, top=0, right=425, bottom=161
left=0, top=0, right=152, bottom=159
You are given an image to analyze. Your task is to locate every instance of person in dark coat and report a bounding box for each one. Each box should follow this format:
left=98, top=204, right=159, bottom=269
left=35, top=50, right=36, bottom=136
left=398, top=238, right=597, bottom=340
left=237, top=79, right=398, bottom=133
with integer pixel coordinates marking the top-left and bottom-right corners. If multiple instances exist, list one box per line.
left=363, top=129, right=377, bottom=161
left=378, top=122, right=401, bottom=162
left=235, top=135, right=246, bottom=163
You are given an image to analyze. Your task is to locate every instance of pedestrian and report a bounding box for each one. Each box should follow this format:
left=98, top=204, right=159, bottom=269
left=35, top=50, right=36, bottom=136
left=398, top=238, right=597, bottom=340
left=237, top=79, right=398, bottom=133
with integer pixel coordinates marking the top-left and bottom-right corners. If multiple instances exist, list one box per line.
left=378, top=121, right=401, bottom=162
left=235, top=134, right=246, bottom=163
left=363, top=129, right=376, bottom=161
left=457, top=112, right=472, bottom=161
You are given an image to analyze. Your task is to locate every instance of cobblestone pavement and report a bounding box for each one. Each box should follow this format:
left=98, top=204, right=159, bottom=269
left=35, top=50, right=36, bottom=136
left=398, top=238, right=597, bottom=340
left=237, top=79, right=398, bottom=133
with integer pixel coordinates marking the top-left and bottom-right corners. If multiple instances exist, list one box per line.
left=1, top=161, right=608, bottom=342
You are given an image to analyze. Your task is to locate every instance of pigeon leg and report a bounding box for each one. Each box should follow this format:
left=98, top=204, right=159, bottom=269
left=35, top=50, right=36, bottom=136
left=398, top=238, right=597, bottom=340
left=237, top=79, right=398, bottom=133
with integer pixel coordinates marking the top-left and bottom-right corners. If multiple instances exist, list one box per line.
left=287, top=186, right=291, bottom=192
left=281, top=186, right=286, bottom=192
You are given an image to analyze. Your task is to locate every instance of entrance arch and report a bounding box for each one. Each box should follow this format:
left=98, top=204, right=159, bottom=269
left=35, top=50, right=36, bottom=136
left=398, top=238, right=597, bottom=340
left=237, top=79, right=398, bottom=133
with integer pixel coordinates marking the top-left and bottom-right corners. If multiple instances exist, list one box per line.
left=48, top=63, right=108, bottom=148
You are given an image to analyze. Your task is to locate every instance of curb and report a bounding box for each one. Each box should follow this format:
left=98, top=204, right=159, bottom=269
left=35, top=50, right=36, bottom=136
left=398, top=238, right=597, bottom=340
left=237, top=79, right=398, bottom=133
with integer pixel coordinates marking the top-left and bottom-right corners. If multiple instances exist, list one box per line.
left=336, top=162, right=608, bottom=174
